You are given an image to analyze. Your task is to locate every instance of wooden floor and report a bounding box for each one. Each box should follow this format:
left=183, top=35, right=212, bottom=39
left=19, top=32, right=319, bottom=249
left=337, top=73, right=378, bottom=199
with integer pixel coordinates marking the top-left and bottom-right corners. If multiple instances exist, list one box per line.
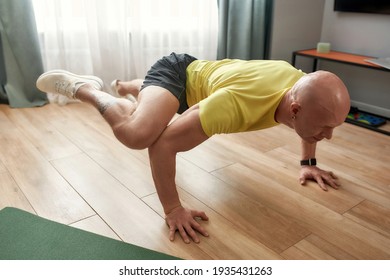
left=0, top=102, right=389, bottom=260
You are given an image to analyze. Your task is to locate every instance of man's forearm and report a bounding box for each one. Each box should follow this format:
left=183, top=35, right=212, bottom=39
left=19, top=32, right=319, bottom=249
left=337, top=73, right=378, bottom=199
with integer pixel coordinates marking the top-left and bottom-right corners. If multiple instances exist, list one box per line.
left=301, top=139, right=317, bottom=160
left=149, top=147, right=182, bottom=214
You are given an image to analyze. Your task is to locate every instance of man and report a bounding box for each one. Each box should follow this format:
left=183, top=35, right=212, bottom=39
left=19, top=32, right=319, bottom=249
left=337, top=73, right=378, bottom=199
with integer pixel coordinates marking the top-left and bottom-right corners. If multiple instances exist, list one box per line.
left=36, top=53, right=350, bottom=244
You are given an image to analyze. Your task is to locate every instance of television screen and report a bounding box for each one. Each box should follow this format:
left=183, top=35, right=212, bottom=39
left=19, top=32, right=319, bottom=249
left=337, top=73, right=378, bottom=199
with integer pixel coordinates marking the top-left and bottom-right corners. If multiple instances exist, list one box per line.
left=334, top=0, right=390, bottom=15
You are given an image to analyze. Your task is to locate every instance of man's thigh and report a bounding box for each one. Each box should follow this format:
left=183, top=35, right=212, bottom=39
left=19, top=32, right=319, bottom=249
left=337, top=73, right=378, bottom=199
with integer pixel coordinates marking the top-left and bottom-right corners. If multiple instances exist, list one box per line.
left=130, top=85, right=180, bottom=144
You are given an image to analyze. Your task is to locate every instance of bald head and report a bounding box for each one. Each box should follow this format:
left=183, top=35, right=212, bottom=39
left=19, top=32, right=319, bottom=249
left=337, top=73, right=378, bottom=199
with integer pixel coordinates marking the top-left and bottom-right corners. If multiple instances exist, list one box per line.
left=288, top=71, right=350, bottom=142
left=292, top=71, right=350, bottom=120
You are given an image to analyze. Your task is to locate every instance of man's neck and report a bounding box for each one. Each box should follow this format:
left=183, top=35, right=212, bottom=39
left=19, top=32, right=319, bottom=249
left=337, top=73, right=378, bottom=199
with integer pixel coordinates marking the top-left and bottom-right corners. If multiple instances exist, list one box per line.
left=275, top=89, right=294, bottom=129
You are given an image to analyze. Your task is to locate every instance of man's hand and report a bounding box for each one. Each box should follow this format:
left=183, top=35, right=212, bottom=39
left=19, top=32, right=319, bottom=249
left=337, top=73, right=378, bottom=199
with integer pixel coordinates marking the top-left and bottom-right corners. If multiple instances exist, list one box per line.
left=299, top=166, right=340, bottom=191
left=165, top=206, right=209, bottom=244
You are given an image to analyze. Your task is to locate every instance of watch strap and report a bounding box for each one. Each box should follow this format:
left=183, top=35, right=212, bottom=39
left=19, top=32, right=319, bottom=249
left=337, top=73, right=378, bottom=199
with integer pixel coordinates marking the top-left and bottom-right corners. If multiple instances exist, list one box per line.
left=300, top=158, right=317, bottom=166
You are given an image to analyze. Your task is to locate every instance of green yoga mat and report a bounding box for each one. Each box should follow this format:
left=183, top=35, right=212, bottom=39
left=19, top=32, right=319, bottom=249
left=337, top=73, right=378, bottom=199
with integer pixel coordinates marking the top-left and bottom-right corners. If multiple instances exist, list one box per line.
left=0, top=207, right=179, bottom=260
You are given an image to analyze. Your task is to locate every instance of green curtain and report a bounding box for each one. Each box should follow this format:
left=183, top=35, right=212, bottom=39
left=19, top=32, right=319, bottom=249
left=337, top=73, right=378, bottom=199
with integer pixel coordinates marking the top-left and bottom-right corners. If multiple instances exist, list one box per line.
left=217, top=0, right=273, bottom=60
left=0, top=32, right=7, bottom=104
left=0, top=0, right=47, bottom=107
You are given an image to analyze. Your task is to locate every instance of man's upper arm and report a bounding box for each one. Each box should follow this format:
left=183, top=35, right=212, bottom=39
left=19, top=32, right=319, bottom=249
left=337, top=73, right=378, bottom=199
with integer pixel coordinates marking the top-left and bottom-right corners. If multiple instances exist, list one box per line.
left=198, top=89, right=239, bottom=136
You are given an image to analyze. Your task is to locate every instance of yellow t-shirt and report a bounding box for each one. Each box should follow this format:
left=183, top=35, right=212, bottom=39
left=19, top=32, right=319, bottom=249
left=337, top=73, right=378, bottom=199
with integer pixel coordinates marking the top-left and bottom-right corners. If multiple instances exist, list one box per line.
left=186, top=59, right=305, bottom=136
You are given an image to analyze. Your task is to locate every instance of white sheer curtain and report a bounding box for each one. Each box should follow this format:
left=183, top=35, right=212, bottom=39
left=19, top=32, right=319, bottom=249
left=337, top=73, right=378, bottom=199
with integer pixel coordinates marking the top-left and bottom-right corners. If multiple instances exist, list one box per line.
left=32, top=0, right=218, bottom=102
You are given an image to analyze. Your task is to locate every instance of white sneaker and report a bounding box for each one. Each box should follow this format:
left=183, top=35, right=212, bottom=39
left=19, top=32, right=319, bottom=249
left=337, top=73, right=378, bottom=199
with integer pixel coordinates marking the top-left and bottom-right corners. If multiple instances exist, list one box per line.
left=36, top=70, right=103, bottom=99
left=110, top=79, right=120, bottom=97
left=110, top=79, right=137, bottom=103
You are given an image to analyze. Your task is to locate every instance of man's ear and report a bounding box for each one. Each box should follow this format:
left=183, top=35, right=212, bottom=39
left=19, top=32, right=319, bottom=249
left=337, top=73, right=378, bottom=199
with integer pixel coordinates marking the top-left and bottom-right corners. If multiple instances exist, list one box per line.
left=291, top=102, right=301, bottom=115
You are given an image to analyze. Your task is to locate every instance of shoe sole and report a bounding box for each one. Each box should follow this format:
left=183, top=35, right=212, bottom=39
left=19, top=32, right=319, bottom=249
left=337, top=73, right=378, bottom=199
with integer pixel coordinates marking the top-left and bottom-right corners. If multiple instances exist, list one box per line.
left=38, top=70, right=104, bottom=90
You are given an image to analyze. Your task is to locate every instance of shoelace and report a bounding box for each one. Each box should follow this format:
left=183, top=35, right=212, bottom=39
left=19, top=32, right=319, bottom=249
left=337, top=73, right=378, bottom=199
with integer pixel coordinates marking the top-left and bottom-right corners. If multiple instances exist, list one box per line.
left=55, top=80, right=73, bottom=95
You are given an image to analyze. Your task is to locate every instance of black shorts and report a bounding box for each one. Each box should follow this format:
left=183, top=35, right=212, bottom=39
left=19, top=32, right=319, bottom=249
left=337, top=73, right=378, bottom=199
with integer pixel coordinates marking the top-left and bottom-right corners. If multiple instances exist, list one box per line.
left=140, top=52, right=197, bottom=114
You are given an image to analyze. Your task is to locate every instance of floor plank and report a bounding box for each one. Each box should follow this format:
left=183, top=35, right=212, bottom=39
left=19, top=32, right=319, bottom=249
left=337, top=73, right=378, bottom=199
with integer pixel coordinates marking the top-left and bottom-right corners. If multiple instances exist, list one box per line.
left=344, top=200, right=390, bottom=238
left=270, top=142, right=390, bottom=209
left=70, top=214, right=121, bottom=241
left=281, top=239, right=335, bottom=260
left=2, top=105, right=82, bottom=161
left=193, top=134, right=363, bottom=214
left=212, top=163, right=390, bottom=259
left=175, top=157, right=311, bottom=253
left=0, top=160, right=6, bottom=173
left=0, top=109, right=95, bottom=224
left=143, top=190, right=283, bottom=260
left=0, top=171, right=35, bottom=213
left=281, top=233, right=358, bottom=260
left=51, top=153, right=210, bottom=259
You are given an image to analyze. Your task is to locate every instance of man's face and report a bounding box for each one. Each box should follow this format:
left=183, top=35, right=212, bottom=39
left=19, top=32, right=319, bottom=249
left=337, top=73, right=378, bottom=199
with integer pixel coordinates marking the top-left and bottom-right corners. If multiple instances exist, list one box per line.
left=293, top=103, right=342, bottom=143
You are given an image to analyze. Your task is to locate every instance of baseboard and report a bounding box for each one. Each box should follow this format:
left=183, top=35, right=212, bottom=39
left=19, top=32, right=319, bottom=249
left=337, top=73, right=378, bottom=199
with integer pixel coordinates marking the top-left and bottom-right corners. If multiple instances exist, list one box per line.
left=350, top=100, right=390, bottom=119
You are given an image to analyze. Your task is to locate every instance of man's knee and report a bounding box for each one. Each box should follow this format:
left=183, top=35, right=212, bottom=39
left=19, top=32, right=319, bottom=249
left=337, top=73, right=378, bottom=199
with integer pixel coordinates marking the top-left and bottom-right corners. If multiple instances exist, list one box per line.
left=112, top=121, right=157, bottom=150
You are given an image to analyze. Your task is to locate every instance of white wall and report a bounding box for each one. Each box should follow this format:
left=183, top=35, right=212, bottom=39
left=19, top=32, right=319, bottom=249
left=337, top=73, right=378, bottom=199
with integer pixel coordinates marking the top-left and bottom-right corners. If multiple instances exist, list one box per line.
left=270, top=0, right=325, bottom=73
left=270, top=0, right=390, bottom=117
left=321, top=0, right=390, bottom=57
left=320, top=0, right=390, bottom=117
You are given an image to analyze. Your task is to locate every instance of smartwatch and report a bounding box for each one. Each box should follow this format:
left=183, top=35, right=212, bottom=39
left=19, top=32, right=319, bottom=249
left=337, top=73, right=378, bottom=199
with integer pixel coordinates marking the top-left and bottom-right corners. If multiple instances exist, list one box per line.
left=300, top=158, right=316, bottom=166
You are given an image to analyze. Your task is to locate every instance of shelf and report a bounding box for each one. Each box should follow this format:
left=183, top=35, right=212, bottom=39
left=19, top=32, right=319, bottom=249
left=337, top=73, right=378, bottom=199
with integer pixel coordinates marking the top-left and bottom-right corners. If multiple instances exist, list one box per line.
left=292, top=49, right=390, bottom=72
